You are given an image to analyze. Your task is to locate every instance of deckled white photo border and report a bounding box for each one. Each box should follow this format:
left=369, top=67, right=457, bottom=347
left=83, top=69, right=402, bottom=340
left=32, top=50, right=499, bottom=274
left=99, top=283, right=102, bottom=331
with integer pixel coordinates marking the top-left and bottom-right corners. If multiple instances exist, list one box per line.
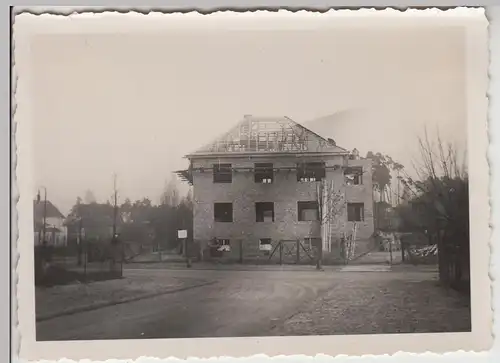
left=12, top=8, right=491, bottom=361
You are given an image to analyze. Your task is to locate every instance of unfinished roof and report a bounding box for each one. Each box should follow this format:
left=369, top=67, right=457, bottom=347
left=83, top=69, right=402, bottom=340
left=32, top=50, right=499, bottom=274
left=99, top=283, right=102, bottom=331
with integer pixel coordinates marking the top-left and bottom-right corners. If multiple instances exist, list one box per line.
left=186, top=115, right=348, bottom=158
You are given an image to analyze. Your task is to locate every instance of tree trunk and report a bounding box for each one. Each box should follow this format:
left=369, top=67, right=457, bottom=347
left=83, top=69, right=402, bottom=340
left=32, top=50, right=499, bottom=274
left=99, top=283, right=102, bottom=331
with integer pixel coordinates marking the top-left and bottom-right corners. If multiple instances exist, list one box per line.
left=437, top=232, right=449, bottom=285
left=316, top=240, right=323, bottom=270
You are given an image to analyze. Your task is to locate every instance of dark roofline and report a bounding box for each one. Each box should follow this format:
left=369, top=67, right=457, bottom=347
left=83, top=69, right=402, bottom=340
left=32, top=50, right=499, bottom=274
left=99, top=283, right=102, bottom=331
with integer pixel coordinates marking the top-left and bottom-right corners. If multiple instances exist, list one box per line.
left=33, top=200, right=65, bottom=219
left=184, top=150, right=349, bottom=159
left=283, top=116, right=348, bottom=151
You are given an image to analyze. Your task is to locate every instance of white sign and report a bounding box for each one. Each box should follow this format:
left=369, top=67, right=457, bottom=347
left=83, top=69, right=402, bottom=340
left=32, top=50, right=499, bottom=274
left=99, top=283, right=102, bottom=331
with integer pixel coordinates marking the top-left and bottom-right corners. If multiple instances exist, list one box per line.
left=259, top=244, right=272, bottom=251
left=177, top=230, right=187, bottom=239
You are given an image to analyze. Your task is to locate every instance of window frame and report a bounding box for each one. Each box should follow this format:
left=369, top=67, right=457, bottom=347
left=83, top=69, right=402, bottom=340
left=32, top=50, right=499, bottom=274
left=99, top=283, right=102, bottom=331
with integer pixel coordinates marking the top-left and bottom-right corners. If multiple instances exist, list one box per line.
left=209, top=238, right=231, bottom=254
left=297, top=201, right=320, bottom=221
left=218, top=238, right=230, bottom=246
left=255, top=202, right=275, bottom=222
left=213, top=163, right=232, bottom=183
left=254, top=163, right=274, bottom=184
left=214, top=202, right=233, bottom=222
left=347, top=202, right=365, bottom=222
left=344, top=166, right=363, bottom=185
left=296, top=162, right=326, bottom=182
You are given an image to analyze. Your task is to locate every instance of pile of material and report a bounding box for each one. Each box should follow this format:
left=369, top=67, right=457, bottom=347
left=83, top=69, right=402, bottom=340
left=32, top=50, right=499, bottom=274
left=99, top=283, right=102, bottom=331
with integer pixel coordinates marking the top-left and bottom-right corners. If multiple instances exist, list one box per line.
left=404, top=244, right=438, bottom=265
left=411, top=244, right=438, bottom=257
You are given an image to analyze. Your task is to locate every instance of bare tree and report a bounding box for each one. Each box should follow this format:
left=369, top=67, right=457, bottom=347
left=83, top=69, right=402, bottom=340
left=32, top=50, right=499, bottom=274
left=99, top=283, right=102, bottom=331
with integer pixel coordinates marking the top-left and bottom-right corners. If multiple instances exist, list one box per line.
left=161, top=177, right=181, bottom=207
left=315, top=179, right=346, bottom=269
left=399, top=129, right=468, bottom=286
left=317, top=180, right=346, bottom=226
left=402, top=130, right=467, bottom=217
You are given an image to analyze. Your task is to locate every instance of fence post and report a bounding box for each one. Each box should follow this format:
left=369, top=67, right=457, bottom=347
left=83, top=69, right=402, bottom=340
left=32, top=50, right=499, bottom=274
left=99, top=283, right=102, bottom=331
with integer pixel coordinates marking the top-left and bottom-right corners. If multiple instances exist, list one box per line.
left=200, top=241, right=205, bottom=262
left=83, top=241, right=87, bottom=283
left=296, top=239, right=300, bottom=264
left=239, top=240, right=243, bottom=263
left=185, top=238, right=192, bottom=268
left=77, top=240, right=82, bottom=266
left=401, top=237, right=405, bottom=263
left=389, top=238, right=393, bottom=266
left=120, top=241, right=124, bottom=278
left=279, top=241, right=283, bottom=265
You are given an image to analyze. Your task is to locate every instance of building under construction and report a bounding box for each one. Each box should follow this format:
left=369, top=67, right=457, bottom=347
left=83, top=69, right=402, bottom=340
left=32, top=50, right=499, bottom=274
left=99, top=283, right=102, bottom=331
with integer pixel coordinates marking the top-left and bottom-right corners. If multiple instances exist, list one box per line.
left=176, top=115, right=375, bottom=263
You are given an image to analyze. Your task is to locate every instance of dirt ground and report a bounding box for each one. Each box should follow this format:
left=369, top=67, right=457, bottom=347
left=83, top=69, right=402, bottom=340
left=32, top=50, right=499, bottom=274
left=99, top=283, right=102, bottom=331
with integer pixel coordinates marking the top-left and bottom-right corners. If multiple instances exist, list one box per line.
left=35, top=274, right=210, bottom=321
left=270, top=274, right=470, bottom=335
left=36, top=267, right=470, bottom=340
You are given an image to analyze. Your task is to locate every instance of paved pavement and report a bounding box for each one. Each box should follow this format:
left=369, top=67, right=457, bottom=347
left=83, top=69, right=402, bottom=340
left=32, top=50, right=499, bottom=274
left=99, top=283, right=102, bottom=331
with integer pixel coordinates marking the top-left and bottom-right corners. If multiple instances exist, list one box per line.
left=36, top=267, right=460, bottom=341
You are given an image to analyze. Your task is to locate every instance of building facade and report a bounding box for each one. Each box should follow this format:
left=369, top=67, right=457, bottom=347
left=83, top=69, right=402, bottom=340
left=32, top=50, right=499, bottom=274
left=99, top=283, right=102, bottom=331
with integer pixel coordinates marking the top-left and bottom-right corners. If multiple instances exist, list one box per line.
left=177, top=116, right=374, bottom=262
left=33, top=200, right=67, bottom=246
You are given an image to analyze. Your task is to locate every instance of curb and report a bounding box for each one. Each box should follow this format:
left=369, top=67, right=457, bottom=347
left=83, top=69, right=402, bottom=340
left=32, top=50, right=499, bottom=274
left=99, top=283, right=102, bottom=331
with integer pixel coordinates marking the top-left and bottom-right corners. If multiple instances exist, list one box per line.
left=125, top=264, right=344, bottom=272
left=36, top=280, right=217, bottom=323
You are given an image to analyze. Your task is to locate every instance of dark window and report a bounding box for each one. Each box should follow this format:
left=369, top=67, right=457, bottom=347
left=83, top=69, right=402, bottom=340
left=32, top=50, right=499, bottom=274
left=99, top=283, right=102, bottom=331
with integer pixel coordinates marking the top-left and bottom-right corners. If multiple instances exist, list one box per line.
left=255, top=202, right=274, bottom=222
left=208, top=238, right=231, bottom=256
left=344, top=167, right=363, bottom=185
left=213, top=163, right=232, bottom=183
left=214, top=203, right=233, bottom=222
left=216, top=239, right=231, bottom=252
left=297, top=201, right=319, bottom=221
left=297, top=162, right=326, bottom=182
left=254, top=163, right=274, bottom=184
left=347, top=203, right=364, bottom=221
left=259, top=238, right=272, bottom=254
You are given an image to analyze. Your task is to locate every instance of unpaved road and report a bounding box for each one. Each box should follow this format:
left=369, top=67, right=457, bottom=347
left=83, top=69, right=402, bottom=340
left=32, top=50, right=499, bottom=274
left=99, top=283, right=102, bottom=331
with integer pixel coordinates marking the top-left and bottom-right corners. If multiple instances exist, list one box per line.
left=36, top=268, right=458, bottom=341
left=37, top=268, right=336, bottom=340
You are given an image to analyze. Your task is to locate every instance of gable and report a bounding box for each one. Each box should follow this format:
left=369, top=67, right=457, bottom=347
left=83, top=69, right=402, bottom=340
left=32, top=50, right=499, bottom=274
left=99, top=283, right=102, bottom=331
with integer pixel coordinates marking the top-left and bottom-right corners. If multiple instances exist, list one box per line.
left=33, top=200, right=65, bottom=220
left=189, top=115, right=347, bottom=156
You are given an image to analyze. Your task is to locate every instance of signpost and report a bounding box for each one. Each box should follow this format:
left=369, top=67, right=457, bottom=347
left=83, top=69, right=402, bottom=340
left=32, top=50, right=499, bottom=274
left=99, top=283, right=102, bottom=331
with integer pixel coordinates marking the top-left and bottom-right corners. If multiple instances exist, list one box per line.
left=178, top=230, right=191, bottom=268
left=177, top=229, right=187, bottom=239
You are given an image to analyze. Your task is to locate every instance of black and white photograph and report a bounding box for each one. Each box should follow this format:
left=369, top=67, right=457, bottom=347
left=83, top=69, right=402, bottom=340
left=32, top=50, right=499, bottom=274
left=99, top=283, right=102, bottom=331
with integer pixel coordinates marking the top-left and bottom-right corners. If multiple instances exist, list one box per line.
left=13, top=9, right=491, bottom=360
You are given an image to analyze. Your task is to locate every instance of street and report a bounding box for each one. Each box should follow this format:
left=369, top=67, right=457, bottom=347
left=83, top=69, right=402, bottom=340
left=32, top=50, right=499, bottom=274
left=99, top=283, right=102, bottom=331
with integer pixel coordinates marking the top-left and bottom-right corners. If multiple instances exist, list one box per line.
left=36, top=267, right=470, bottom=341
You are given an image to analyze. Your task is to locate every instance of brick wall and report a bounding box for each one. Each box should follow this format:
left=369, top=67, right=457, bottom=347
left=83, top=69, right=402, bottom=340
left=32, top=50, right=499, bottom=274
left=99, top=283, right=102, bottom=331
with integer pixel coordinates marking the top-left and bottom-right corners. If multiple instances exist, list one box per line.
left=191, top=154, right=374, bottom=261
left=338, top=158, right=375, bottom=241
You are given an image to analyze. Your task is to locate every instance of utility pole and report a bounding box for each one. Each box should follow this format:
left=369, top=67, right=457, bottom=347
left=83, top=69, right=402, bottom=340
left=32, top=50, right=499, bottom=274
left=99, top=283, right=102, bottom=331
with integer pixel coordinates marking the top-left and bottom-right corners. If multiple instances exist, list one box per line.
left=36, top=190, right=42, bottom=245
left=111, top=173, right=124, bottom=277
left=397, top=170, right=401, bottom=206
left=77, top=216, right=83, bottom=266
left=183, top=214, right=192, bottom=268
left=112, top=173, right=118, bottom=237
left=42, top=187, right=47, bottom=243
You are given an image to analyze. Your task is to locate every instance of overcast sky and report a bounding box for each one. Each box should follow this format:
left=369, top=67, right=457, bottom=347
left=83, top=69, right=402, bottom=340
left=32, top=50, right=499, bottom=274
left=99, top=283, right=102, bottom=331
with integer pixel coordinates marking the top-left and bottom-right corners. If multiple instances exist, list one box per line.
left=30, top=22, right=467, bottom=215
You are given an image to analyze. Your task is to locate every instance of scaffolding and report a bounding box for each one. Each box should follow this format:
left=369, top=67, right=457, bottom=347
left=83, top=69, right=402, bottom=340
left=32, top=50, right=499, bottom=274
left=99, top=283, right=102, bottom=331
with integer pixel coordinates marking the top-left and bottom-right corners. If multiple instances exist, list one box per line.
left=202, top=116, right=312, bottom=153
left=175, top=164, right=347, bottom=185
left=175, top=116, right=362, bottom=184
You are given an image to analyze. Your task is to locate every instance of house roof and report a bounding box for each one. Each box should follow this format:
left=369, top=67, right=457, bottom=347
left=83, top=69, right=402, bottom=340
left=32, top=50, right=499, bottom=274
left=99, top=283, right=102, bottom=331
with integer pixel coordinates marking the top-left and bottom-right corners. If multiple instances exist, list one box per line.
left=33, top=200, right=65, bottom=220
left=186, top=115, right=348, bottom=158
